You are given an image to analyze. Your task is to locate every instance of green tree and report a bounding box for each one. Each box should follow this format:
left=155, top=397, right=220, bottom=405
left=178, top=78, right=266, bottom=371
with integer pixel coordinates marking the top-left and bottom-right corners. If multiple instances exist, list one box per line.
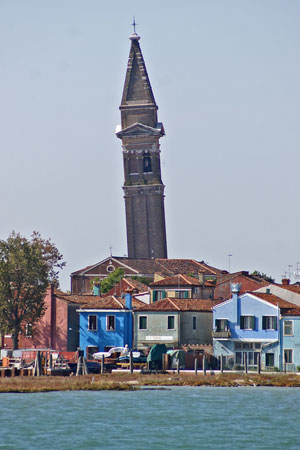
left=101, top=268, right=124, bottom=294
left=251, top=270, right=275, bottom=283
left=0, top=231, right=65, bottom=349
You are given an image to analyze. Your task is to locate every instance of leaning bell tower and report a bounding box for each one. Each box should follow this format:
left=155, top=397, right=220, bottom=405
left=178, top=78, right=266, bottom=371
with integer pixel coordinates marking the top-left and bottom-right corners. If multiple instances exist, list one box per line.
left=116, top=30, right=168, bottom=259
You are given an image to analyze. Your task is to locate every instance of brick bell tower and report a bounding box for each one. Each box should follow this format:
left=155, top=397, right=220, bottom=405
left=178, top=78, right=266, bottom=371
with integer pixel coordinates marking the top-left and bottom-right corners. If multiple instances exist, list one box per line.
left=116, top=31, right=168, bottom=259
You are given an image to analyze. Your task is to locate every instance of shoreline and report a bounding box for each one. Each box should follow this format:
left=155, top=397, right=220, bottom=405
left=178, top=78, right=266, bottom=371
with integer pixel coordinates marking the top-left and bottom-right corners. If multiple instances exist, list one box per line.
left=1, top=372, right=300, bottom=393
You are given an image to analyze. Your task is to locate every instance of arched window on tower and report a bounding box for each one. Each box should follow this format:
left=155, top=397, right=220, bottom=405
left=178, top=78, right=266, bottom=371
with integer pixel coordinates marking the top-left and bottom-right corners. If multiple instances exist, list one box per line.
left=143, top=152, right=152, bottom=173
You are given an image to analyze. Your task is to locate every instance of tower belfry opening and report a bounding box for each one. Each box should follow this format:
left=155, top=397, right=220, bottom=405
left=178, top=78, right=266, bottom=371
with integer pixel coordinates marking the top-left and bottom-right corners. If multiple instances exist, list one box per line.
left=116, top=31, right=168, bottom=259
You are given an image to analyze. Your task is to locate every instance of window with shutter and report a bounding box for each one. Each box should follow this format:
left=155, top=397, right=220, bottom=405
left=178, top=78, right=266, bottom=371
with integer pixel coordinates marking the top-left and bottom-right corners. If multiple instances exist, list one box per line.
left=240, top=316, right=245, bottom=329
left=262, top=316, right=277, bottom=330
left=240, top=316, right=255, bottom=330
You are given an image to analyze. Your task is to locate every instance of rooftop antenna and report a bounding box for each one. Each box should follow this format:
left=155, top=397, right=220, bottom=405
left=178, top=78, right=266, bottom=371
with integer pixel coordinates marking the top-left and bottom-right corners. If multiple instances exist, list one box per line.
left=131, top=16, right=138, bottom=33
left=288, top=264, right=293, bottom=280
left=109, top=244, right=112, bottom=257
left=294, top=262, right=300, bottom=282
left=228, top=254, right=232, bottom=273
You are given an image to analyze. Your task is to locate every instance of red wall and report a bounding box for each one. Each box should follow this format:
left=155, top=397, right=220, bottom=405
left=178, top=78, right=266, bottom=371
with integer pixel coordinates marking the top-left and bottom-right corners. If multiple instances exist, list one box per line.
left=1, top=287, right=69, bottom=351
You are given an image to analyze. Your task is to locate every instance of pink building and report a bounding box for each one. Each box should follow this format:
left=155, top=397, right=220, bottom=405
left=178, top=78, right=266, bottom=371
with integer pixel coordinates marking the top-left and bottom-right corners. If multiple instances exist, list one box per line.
left=1, top=286, right=98, bottom=351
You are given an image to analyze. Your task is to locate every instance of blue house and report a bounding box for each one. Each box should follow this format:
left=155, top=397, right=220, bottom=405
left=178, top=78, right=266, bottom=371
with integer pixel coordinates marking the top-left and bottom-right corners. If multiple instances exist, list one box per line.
left=78, top=293, right=135, bottom=359
left=213, top=284, right=300, bottom=371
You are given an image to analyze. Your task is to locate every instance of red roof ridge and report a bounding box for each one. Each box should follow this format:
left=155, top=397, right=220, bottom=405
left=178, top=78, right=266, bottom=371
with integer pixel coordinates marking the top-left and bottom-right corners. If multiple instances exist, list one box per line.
left=168, top=298, right=181, bottom=310
left=113, top=295, right=124, bottom=308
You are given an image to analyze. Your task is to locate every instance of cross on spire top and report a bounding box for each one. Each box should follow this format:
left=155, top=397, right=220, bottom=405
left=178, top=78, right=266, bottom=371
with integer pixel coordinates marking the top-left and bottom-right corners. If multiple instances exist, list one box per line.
left=131, top=16, right=138, bottom=33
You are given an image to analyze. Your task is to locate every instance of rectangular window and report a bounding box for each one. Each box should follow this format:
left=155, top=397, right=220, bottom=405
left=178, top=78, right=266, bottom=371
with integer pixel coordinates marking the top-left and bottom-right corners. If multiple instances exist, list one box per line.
left=235, top=352, right=242, bottom=364
left=193, top=316, right=197, bottom=330
left=284, top=320, right=293, bottom=336
left=266, top=353, right=274, bottom=367
left=25, top=324, right=32, bottom=337
left=240, top=315, right=255, bottom=330
left=155, top=290, right=166, bottom=301
left=262, top=316, right=277, bottom=330
left=242, top=343, right=251, bottom=350
left=88, top=315, right=97, bottom=331
left=139, top=316, right=147, bottom=330
left=106, top=315, right=115, bottom=331
left=235, top=342, right=242, bottom=350
left=215, top=319, right=229, bottom=332
left=284, top=349, right=293, bottom=364
left=175, top=290, right=189, bottom=299
left=168, top=316, right=175, bottom=330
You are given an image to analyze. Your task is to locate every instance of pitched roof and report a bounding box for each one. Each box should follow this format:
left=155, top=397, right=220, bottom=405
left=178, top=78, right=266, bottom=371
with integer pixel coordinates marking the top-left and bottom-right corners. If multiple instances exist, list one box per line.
left=138, top=298, right=216, bottom=312
left=54, top=290, right=100, bottom=305
left=216, top=271, right=269, bottom=287
left=274, top=283, right=300, bottom=294
left=250, top=292, right=300, bottom=315
left=71, top=256, right=224, bottom=278
left=150, top=274, right=201, bottom=287
left=106, top=277, right=149, bottom=296
left=78, top=295, right=145, bottom=310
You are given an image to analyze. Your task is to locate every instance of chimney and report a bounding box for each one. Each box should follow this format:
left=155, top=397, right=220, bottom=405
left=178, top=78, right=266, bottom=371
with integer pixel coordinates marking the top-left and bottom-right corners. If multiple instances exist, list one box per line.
left=93, top=280, right=101, bottom=296
left=282, top=278, right=290, bottom=286
left=125, top=288, right=133, bottom=309
left=231, top=283, right=241, bottom=324
left=198, top=271, right=204, bottom=285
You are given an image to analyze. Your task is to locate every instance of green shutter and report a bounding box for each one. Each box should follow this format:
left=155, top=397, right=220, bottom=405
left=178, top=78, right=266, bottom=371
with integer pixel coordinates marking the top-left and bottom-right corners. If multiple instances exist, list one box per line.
left=153, top=291, right=157, bottom=302
left=273, top=316, right=277, bottom=331
left=162, top=290, right=166, bottom=299
left=184, top=291, right=188, bottom=299
left=262, top=316, right=266, bottom=330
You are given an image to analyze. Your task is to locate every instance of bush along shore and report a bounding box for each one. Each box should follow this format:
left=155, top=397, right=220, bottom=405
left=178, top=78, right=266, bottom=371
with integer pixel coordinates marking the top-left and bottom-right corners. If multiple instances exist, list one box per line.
left=1, top=372, right=300, bottom=393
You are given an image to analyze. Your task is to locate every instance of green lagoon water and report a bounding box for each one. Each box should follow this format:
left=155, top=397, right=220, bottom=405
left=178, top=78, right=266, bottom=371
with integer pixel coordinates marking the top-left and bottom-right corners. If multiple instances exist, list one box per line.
left=0, top=387, right=299, bottom=449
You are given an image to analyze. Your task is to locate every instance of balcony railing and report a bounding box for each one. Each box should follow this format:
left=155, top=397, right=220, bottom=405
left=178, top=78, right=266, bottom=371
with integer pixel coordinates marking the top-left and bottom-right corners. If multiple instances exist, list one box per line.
left=212, top=330, right=231, bottom=338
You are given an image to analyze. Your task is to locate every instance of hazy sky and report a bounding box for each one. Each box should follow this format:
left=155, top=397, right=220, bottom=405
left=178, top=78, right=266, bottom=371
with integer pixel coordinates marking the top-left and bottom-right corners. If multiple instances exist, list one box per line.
left=1, top=1, right=299, bottom=290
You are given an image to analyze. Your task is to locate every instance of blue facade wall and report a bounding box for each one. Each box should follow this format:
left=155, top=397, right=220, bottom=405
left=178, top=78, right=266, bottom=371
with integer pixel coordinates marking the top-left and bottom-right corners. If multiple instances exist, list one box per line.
left=213, top=293, right=279, bottom=341
left=79, top=310, right=133, bottom=356
left=280, top=316, right=300, bottom=371
left=213, top=293, right=280, bottom=368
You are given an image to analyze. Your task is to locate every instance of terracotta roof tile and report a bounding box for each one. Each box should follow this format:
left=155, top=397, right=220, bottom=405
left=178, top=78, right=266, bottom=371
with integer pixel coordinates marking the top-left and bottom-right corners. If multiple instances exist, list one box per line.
left=106, top=277, right=149, bottom=296
left=250, top=292, right=300, bottom=313
left=71, top=257, right=225, bottom=278
left=274, top=283, right=300, bottom=294
left=138, top=298, right=216, bottom=312
left=78, top=295, right=145, bottom=310
left=150, top=274, right=201, bottom=287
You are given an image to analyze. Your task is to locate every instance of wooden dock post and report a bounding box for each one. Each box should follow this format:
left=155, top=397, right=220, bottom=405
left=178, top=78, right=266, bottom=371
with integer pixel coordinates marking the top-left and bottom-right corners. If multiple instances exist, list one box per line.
left=244, top=353, right=248, bottom=374
left=101, top=355, right=104, bottom=374
left=130, top=350, right=133, bottom=374
left=220, top=355, right=223, bottom=374
left=176, top=358, right=180, bottom=374
left=203, top=356, right=206, bottom=376
left=257, top=353, right=261, bottom=374
left=194, top=358, right=198, bottom=375
left=33, top=351, right=42, bottom=376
